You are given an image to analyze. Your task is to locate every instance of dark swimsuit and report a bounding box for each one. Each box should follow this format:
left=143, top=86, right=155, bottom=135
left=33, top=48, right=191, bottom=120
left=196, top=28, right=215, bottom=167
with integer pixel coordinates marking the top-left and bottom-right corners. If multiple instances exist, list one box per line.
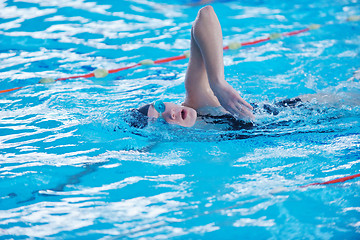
left=197, top=97, right=303, bottom=131
left=258, top=97, right=303, bottom=115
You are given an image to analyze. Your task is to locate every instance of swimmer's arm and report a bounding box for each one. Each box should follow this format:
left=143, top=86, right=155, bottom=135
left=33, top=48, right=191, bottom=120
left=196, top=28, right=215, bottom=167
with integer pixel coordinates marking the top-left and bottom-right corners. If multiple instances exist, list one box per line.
left=183, top=6, right=221, bottom=110
left=183, top=6, right=254, bottom=120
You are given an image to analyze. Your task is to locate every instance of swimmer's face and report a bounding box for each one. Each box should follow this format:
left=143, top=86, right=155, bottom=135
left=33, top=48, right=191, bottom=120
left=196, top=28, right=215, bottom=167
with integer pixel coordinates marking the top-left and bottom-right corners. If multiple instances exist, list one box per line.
left=147, top=102, right=197, bottom=127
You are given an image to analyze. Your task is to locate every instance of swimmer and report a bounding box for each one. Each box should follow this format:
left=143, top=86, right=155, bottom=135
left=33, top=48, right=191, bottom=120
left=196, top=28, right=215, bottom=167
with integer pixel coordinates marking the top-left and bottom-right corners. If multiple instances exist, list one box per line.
left=127, top=6, right=359, bottom=130
left=129, top=6, right=254, bottom=129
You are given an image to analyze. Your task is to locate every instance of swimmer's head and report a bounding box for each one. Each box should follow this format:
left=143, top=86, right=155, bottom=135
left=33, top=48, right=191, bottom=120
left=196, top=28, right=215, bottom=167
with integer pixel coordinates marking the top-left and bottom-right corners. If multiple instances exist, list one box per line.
left=128, top=101, right=197, bottom=128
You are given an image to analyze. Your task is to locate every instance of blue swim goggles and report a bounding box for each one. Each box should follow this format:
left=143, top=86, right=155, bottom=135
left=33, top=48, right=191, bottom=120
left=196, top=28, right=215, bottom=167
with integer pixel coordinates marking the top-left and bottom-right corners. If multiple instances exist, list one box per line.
left=153, top=100, right=166, bottom=115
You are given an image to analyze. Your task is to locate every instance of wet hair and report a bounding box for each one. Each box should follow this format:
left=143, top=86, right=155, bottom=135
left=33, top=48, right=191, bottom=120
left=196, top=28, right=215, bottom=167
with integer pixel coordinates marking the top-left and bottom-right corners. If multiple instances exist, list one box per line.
left=125, top=106, right=150, bottom=129
left=138, top=104, right=151, bottom=116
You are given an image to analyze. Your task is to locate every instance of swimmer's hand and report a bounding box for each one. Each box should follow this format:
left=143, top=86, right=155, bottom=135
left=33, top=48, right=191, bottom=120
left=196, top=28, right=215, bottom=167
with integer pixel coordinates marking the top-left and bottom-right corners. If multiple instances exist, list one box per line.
left=212, top=81, right=254, bottom=121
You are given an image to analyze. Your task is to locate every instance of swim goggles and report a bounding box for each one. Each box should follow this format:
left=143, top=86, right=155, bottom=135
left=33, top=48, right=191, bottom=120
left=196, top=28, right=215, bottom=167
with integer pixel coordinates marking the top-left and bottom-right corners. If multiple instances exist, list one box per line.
left=153, top=100, right=166, bottom=115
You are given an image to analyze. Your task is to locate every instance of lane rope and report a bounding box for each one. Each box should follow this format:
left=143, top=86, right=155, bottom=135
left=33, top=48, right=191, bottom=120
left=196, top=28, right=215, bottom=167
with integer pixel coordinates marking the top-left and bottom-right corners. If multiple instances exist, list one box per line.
left=0, top=23, right=328, bottom=94
left=1, top=16, right=359, bottom=95
left=300, top=173, right=360, bottom=188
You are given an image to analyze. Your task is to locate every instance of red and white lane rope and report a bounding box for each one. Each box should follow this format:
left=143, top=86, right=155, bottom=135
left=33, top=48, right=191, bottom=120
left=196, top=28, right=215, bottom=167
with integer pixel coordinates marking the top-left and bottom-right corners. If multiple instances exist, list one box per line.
left=1, top=16, right=359, bottom=95
left=0, top=24, right=324, bottom=94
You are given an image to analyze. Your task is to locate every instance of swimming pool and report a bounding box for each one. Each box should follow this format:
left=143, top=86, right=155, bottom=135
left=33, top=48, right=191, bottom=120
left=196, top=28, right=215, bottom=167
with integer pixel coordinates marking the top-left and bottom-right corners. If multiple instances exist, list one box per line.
left=0, top=0, right=359, bottom=239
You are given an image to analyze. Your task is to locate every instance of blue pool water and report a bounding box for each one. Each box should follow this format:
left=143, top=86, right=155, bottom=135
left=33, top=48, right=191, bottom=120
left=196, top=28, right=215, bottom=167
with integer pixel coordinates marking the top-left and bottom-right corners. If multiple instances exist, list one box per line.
left=1, top=0, right=360, bottom=239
